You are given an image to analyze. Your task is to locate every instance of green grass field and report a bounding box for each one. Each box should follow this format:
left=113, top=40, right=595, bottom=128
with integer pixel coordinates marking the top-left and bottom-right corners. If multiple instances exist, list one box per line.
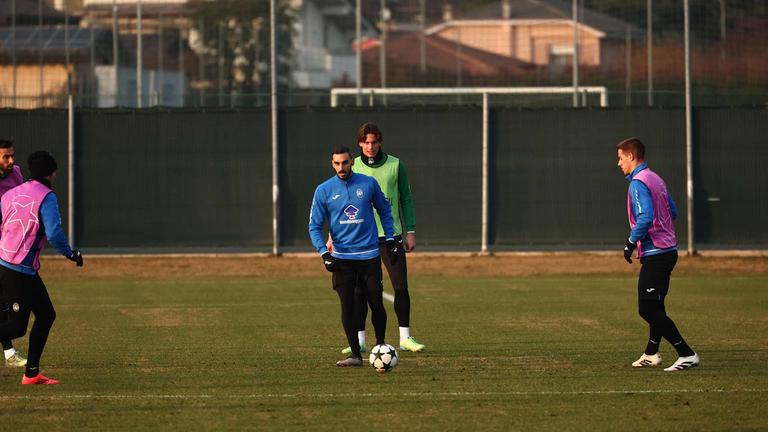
left=1, top=270, right=766, bottom=430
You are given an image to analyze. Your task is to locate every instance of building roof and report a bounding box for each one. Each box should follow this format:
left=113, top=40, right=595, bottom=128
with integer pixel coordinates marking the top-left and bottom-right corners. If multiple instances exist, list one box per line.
left=461, top=0, right=641, bottom=38
left=0, top=25, right=110, bottom=53
left=362, top=30, right=535, bottom=77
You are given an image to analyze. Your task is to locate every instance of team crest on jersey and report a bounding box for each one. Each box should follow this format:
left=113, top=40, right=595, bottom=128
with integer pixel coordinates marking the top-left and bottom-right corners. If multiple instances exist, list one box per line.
left=340, top=205, right=364, bottom=225
left=356, top=188, right=363, bottom=198
left=344, top=205, right=359, bottom=219
left=12, top=302, right=20, bottom=312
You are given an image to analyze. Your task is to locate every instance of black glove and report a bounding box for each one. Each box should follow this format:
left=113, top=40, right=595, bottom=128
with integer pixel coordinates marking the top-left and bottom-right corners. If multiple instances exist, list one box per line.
left=69, top=249, right=83, bottom=267
left=386, top=239, right=399, bottom=264
left=321, top=252, right=338, bottom=272
left=623, top=239, right=637, bottom=264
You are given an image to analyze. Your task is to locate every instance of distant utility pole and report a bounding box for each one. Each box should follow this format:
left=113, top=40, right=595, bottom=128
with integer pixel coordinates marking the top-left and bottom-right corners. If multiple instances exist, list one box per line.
left=38, top=0, right=43, bottom=101
left=12, top=0, right=17, bottom=106
left=647, top=0, right=653, bottom=106
left=571, top=0, right=579, bottom=108
left=158, top=14, right=164, bottom=105
left=355, top=0, right=361, bottom=105
left=379, top=0, right=388, bottom=89
left=420, top=0, right=426, bottom=73
left=64, top=1, right=70, bottom=94
left=113, top=0, right=119, bottom=105
left=136, top=0, right=143, bottom=108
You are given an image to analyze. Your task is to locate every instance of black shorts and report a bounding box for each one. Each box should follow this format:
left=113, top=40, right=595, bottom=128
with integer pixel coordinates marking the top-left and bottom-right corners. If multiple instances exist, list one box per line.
left=0, top=265, right=53, bottom=332
left=637, top=250, right=678, bottom=301
left=333, top=257, right=383, bottom=296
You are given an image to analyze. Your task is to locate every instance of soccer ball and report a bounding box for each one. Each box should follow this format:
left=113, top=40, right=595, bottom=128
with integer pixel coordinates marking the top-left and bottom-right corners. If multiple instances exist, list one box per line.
left=369, top=344, right=398, bottom=373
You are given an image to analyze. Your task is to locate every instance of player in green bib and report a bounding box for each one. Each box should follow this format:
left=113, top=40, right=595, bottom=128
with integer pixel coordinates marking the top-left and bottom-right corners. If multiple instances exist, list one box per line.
left=329, top=122, right=425, bottom=354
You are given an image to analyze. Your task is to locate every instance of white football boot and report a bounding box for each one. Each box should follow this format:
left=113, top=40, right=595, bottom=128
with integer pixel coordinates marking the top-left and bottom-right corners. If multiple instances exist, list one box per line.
left=664, top=353, right=700, bottom=372
left=632, top=353, right=662, bottom=368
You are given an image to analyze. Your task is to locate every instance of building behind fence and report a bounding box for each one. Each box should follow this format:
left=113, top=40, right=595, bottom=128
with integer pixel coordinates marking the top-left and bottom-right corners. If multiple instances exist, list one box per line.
left=1, top=0, right=767, bottom=109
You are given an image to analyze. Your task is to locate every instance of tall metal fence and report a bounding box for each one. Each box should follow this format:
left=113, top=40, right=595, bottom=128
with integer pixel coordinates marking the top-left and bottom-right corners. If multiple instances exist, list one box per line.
left=1, top=1, right=766, bottom=109
left=0, top=106, right=765, bottom=252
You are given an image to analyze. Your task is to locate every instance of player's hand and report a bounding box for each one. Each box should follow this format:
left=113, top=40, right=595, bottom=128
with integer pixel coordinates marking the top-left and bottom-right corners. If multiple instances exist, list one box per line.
left=326, top=237, right=334, bottom=253
left=68, top=249, right=83, bottom=267
left=386, top=239, right=399, bottom=264
left=623, top=239, right=636, bottom=264
left=321, top=252, right=338, bottom=272
left=404, top=232, right=416, bottom=252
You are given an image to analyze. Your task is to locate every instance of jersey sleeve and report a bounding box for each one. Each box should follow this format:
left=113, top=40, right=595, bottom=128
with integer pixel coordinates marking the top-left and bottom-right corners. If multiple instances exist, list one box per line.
left=40, top=193, right=74, bottom=257
left=397, top=161, right=416, bottom=233
left=308, top=187, right=329, bottom=255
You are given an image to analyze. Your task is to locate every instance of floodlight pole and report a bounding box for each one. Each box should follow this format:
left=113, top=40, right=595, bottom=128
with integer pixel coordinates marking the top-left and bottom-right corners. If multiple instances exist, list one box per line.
left=684, top=0, right=695, bottom=255
left=270, top=0, right=280, bottom=255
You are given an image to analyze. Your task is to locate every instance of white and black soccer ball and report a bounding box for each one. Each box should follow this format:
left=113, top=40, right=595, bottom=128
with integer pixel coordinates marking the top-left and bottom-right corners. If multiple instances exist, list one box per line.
left=369, top=344, right=398, bottom=373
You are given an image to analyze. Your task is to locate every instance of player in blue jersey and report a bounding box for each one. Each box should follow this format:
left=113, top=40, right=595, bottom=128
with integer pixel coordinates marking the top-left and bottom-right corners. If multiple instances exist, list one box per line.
left=309, top=146, right=399, bottom=367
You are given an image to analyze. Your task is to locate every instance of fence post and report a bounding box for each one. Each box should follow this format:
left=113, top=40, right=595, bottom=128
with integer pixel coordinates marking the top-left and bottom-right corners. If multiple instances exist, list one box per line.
left=684, top=0, right=695, bottom=255
left=270, top=0, right=280, bottom=255
left=68, top=94, right=75, bottom=247
left=481, top=92, right=489, bottom=254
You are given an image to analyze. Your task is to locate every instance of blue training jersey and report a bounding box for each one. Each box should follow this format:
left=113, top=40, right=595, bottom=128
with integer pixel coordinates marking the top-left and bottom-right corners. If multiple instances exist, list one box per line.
left=308, top=172, right=395, bottom=260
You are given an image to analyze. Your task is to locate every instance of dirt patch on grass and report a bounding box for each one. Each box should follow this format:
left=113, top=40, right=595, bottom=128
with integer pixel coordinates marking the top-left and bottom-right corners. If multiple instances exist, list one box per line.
left=38, top=253, right=768, bottom=281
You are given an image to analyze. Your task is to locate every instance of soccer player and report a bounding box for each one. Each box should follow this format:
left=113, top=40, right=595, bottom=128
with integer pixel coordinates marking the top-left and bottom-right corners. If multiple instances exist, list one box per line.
left=617, top=137, right=699, bottom=372
left=330, top=123, right=425, bottom=355
left=0, top=138, right=27, bottom=368
left=0, top=151, right=84, bottom=384
left=309, top=145, right=398, bottom=367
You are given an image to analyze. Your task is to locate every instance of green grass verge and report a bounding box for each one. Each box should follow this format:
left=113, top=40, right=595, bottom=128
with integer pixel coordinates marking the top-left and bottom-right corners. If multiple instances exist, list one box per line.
left=1, top=275, right=766, bottom=430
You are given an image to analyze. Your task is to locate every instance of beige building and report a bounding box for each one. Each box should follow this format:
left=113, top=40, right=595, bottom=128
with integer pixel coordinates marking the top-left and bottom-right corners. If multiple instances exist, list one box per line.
left=428, top=19, right=604, bottom=68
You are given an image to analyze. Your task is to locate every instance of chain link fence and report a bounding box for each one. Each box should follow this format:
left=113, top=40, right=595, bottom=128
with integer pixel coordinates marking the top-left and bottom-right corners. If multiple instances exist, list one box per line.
left=1, top=0, right=766, bottom=109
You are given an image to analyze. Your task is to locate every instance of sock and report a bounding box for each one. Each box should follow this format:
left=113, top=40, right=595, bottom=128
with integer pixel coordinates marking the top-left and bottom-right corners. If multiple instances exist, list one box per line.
left=4, top=348, right=16, bottom=360
left=399, top=327, right=410, bottom=342
left=357, top=331, right=366, bottom=347
left=644, top=339, right=660, bottom=356
left=25, top=366, right=39, bottom=378
left=672, top=339, right=695, bottom=357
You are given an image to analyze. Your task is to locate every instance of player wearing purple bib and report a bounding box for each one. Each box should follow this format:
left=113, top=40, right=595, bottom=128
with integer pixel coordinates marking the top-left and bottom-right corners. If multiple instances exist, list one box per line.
left=617, top=138, right=699, bottom=372
left=0, top=151, right=84, bottom=385
left=0, top=138, right=26, bottom=367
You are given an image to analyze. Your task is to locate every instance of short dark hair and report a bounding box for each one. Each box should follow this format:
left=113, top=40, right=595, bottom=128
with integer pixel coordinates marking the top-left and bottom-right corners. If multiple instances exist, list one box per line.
left=357, top=122, right=383, bottom=144
left=331, top=145, right=352, bottom=159
left=617, top=137, right=645, bottom=160
left=0, top=138, right=14, bottom=149
left=28, top=150, right=57, bottom=179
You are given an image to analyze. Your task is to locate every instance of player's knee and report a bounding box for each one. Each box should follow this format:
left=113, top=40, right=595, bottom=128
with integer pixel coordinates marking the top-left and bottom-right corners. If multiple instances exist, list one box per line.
left=37, top=309, right=56, bottom=328
left=392, top=283, right=409, bottom=292
left=4, top=321, right=27, bottom=340
left=638, top=304, right=662, bottom=324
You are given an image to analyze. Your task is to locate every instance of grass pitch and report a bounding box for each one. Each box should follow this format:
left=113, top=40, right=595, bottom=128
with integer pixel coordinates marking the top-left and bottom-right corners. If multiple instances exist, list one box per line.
left=1, top=256, right=766, bottom=431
